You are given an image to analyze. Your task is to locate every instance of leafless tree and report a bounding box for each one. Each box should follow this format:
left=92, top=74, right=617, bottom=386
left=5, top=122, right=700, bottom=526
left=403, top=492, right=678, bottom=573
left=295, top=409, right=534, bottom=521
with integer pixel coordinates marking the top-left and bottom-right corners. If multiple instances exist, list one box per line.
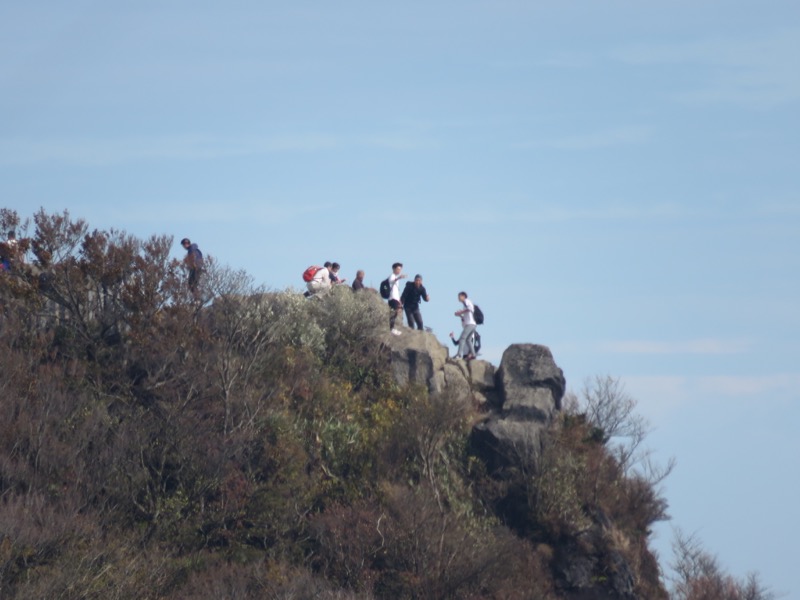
left=671, top=530, right=776, bottom=600
left=578, top=375, right=675, bottom=481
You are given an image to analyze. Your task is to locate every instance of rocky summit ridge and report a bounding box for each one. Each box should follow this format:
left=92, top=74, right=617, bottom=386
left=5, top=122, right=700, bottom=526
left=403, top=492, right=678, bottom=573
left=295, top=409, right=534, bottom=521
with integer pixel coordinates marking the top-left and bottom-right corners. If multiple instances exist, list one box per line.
left=388, top=329, right=656, bottom=599
left=389, top=328, right=565, bottom=468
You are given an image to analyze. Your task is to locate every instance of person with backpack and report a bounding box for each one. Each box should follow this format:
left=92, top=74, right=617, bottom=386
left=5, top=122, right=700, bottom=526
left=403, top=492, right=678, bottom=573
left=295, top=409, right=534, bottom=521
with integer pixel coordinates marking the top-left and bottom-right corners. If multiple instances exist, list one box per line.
left=385, top=262, right=406, bottom=335
left=180, top=237, right=204, bottom=297
left=400, top=274, right=430, bottom=331
left=304, top=264, right=331, bottom=297
left=451, top=290, right=477, bottom=360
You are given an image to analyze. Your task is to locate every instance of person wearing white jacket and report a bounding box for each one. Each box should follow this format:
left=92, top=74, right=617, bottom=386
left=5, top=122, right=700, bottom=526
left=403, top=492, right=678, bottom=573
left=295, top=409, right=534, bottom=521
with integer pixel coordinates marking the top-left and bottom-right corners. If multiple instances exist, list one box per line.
left=452, top=291, right=477, bottom=360
left=387, top=262, right=406, bottom=335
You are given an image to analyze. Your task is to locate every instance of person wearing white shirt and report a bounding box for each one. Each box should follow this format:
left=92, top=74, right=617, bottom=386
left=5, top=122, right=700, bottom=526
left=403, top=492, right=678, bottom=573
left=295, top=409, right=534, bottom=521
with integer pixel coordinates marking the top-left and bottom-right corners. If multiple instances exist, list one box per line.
left=452, top=291, right=477, bottom=359
left=388, top=262, right=406, bottom=335
left=306, top=266, right=332, bottom=296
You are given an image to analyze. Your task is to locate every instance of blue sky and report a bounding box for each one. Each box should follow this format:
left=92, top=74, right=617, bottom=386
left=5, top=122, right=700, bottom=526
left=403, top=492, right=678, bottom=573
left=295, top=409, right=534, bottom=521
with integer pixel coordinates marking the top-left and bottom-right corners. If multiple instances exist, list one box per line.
left=2, top=1, right=798, bottom=595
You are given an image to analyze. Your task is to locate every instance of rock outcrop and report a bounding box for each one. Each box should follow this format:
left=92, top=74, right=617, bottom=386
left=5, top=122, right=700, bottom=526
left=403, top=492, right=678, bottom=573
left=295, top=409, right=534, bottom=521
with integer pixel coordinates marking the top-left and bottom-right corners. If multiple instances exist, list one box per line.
left=388, top=332, right=565, bottom=470
left=473, top=343, right=565, bottom=471
left=388, top=332, right=648, bottom=599
left=388, top=328, right=449, bottom=391
left=497, top=343, right=566, bottom=414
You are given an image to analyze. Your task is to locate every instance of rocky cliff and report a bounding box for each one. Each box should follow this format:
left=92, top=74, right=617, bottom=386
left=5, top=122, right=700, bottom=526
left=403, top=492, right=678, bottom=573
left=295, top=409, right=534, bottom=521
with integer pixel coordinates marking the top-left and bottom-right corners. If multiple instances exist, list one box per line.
left=389, top=329, right=660, bottom=600
left=389, top=329, right=565, bottom=470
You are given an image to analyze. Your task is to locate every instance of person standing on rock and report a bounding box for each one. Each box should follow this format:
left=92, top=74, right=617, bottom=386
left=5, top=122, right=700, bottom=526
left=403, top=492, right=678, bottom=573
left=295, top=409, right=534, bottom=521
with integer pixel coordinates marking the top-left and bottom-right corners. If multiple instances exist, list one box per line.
left=387, top=262, right=406, bottom=335
left=400, top=274, right=430, bottom=331
left=451, top=291, right=477, bottom=360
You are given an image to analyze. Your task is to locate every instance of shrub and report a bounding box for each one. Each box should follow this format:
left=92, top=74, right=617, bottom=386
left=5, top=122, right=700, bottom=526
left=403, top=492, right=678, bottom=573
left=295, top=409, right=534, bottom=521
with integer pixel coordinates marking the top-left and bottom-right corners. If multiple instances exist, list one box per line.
left=0, top=209, right=771, bottom=598
left=671, top=531, right=775, bottom=600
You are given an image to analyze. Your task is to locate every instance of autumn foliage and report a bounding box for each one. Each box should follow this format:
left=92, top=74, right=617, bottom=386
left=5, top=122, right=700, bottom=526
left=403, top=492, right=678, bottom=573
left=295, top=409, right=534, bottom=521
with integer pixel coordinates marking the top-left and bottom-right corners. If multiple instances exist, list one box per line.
left=0, top=209, right=772, bottom=599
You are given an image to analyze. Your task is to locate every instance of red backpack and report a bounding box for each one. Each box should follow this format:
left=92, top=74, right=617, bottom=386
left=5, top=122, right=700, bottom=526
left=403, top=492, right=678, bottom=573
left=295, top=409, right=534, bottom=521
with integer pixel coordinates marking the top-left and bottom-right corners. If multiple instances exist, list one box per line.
left=302, top=266, right=321, bottom=282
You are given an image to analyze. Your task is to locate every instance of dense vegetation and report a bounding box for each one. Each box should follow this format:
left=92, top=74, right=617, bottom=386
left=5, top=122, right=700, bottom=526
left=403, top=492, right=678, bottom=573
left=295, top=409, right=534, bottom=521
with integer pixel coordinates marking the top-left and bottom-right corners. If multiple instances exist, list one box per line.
left=0, top=209, right=773, bottom=599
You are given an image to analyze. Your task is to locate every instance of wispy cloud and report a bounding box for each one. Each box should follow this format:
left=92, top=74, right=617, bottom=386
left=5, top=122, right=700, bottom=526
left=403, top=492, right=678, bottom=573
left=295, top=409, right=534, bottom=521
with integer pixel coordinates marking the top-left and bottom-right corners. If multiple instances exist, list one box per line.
left=599, top=339, right=752, bottom=355
left=513, top=203, right=690, bottom=222
left=359, top=201, right=695, bottom=227
left=0, top=132, right=434, bottom=166
left=487, top=53, right=594, bottom=70
left=516, top=125, right=653, bottom=150
left=612, top=28, right=800, bottom=109
left=695, top=374, right=800, bottom=399
left=755, top=201, right=800, bottom=218
left=622, top=373, right=800, bottom=420
left=0, top=134, right=331, bottom=166
left=92, top=197, right=336, bottom=227
left=621, top=375, right=695, bottom=418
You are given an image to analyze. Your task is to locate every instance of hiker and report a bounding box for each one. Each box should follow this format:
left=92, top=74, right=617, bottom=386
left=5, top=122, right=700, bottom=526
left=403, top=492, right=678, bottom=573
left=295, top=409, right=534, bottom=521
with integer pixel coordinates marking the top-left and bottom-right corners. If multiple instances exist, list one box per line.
left=305, top=264, right=332, bottom=296
left=400, top=274, right=430, bottom=330
left=387, top=262, right=406, bottom=335
left=1, top=231, right=13, bottom=271
left=330, top=262, right=347, bottom=285
left=452, top=291, right=477, bottom=360
left=352, top=269, right=366, bottom=291
left=1, top=230, right=24, bottom=272
left=180, top=237, right=204, bottom=296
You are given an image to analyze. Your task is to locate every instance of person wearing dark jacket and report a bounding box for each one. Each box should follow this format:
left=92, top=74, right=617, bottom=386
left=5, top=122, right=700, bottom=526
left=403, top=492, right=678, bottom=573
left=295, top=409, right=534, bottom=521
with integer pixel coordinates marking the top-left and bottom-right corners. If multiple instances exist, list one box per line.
left=400, top=274, right=430, bottom=330
left=180, top=237, right=204, bottom=297
left=352, top=270, right=366, bottom=291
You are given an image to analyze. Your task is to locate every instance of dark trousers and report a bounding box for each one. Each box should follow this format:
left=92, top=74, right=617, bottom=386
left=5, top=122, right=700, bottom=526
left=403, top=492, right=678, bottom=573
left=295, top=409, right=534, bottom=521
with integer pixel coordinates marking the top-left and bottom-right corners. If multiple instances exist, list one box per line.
left=389, top=299, right=402, bottom=329
left=188, top=268, right=202, bottom=299
left=405, top=307, right=423, bottom=330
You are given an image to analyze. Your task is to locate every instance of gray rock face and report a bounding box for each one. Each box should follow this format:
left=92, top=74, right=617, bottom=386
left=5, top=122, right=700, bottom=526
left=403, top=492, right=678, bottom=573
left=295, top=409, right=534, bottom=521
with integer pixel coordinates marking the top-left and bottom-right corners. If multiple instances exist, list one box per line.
left=388, top=330, right=495, bottom=404
left=443, top=362, right=471, bottom=403
left=389, top=336, right=566, bottom=469
left=554, top=533, right=637, bottom=599
left=473, top=418, right=546, bottom=459
left=467, top=359, right=495, bottom=392
left=389, top=329, right=448, bottom=391
left=496, top=344, right=566, bottom=415
left=472, top=344, right=566, bottom=470
left=387, top=336, right=642, bottom=599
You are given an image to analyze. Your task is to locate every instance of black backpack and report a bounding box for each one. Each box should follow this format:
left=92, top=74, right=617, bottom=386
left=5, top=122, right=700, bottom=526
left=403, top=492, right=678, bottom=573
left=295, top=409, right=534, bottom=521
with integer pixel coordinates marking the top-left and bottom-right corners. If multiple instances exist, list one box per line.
left=379, top=278, right=391, bottom=299
left=473, top=330, right=482, bottom=354
left=473, top=305, right=484, bottom=325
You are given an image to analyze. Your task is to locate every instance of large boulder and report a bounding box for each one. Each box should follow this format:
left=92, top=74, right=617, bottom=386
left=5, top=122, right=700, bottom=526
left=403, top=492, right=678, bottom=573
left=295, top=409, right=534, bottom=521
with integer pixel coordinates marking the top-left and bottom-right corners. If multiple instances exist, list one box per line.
left=496, top=343, right=566, bottom=418
left=471, top=344, right=566, bottom=470
left=443, top=362, right=471, bottom=404
left=553, top=531, right=637, bottom=599
left=467, top=359, right=496, bottom=392
left=471, top=418, right=548, bottom=470
left=389, top=338, right=567, bottom=469
left=389, top=328, right=449, bottom=391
